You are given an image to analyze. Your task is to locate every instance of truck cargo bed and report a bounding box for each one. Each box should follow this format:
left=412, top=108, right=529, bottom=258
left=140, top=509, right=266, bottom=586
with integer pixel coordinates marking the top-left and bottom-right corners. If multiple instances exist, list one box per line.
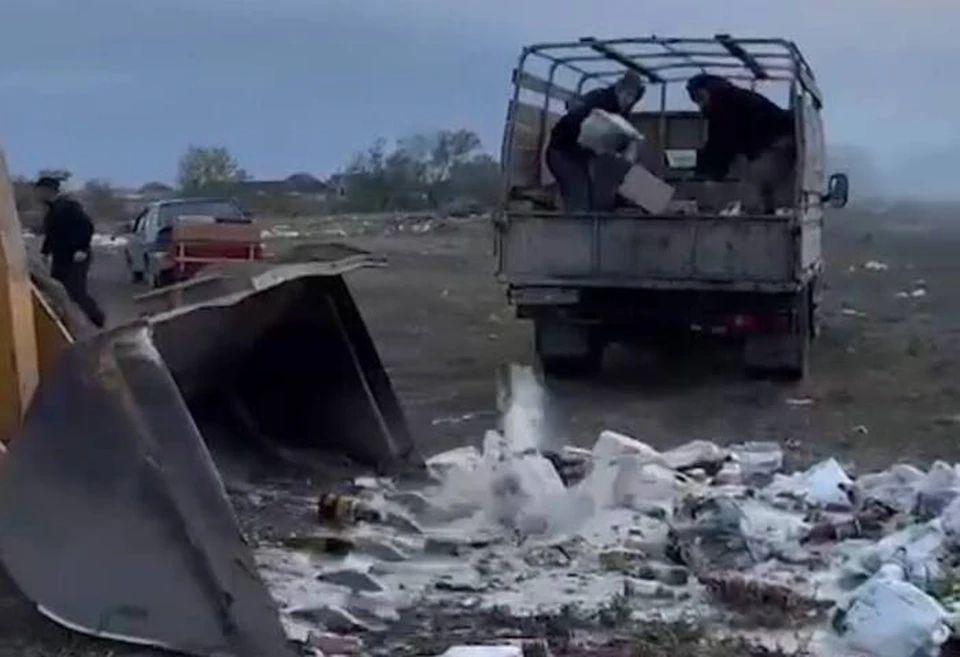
left=496, top=212, right=815, bottom=293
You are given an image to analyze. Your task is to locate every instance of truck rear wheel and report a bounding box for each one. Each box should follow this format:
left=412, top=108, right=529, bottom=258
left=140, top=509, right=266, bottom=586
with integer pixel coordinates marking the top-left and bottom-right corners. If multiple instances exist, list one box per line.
left=743, top=291, right=810, bottom=381
left=534, top=320, right=604, bottom=378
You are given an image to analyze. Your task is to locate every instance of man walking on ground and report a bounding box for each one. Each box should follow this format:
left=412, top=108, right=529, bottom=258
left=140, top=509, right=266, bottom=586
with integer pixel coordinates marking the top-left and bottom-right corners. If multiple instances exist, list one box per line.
left=35, top=176, right=106, bottom=328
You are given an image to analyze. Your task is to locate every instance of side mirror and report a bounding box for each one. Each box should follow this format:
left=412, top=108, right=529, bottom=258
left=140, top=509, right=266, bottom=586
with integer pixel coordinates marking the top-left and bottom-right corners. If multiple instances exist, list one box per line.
left=826, top=173, right=849, bottom=209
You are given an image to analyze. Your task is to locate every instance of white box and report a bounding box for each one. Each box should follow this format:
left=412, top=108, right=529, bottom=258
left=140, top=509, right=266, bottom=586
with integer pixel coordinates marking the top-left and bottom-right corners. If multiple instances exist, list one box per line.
left=618, top=163, right=675, bottom=214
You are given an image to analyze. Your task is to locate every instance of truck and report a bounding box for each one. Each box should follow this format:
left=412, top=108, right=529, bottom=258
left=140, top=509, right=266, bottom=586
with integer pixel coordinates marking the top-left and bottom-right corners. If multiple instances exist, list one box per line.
left=496, top=35, right=850, bottom=380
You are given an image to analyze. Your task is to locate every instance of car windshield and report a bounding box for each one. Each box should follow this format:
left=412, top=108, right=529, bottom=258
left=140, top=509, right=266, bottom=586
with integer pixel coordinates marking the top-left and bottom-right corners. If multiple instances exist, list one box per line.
left=159, top=200, right=247, bottom=224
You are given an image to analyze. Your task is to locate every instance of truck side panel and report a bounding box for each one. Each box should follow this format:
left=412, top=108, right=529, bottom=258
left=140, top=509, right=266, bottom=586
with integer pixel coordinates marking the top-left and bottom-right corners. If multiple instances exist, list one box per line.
left=799, top=93, right=826, bottom=272
left=499, top=215, right=795, bottom=285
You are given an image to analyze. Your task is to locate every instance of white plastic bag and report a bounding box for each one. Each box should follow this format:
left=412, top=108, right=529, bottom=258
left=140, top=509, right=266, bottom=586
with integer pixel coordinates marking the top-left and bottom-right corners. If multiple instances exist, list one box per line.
left=855, top=521, right=948, bottom=591
left=436, top=647, right=523, bottom=657
left=730, top=442, right=784, bottom=480
left=766, top=458, right=852, bottom=508
left=855, top=463, right=925, bottom=513
left=831, top=573, right=950, bottom=657
left=916, top=461, right=960, bottom=517
left=426, top=446, right=482, bottom=479
left=486, top=451, right=565, bottom=536
left=591, top=430, right=664, bottom=465
left=805, top=458, right=853, bottom=508
left=611, top=458, right=680, bottom=515
left=577, top=109, right=644, bottom=157
left=661, top=440, right=729, bottom=471
left=937, top=495, right=960, bottom=547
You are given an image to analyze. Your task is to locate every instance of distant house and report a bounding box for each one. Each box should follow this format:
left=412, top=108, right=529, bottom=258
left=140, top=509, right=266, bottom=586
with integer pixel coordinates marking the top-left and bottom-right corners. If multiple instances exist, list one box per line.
left=236, top=173, right=330, bottom=202
left=110, top=182, right=176, bottom=217
left=138, top=182, right=176, bottom=201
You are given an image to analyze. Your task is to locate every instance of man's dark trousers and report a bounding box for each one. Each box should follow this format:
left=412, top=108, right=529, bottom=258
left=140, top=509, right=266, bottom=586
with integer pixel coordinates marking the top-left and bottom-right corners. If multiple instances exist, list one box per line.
left=51, top=256, right=106, bottom=328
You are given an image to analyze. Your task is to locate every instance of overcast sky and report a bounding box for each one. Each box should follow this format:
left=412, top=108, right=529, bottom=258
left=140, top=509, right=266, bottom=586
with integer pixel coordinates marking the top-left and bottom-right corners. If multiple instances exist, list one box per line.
left=1, top=0, right=958, bottom=191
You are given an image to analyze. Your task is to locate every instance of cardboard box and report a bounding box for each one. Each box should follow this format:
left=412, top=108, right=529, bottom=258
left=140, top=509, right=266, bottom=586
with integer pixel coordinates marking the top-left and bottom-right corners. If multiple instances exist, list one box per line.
left=666, top=199, right=699, bottom=215
left=618, top=163, right=675, bottom=214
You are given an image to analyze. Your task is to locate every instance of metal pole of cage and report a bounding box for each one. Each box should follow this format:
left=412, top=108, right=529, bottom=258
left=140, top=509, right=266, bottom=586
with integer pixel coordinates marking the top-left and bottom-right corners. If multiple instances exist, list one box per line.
left=536, top=61, right=563, bottom=187
left=658, top=83, right=668, bottom=173
left=499, top=48, right=531, bottom=235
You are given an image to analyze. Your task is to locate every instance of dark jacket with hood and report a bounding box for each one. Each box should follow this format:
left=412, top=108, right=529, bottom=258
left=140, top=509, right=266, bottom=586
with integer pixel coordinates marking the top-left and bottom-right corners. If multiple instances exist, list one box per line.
left=694, top=80, right=794, bottom=180
left=548, top=86, right=624, bottom=159
left=40, top=196, right=95, bottom=267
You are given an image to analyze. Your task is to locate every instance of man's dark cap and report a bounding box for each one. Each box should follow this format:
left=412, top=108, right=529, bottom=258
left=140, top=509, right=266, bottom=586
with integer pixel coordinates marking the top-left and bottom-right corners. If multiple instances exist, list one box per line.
left=34, top=176, right=61, bottom=191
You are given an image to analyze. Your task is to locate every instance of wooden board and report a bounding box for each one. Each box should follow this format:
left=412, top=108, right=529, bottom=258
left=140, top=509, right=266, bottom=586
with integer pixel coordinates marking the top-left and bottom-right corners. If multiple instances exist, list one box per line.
left=172, top=221, right=260, bottom=244
left=0, top=148, right=39, bottom=444
left=504, top=101, right=560, bottom=189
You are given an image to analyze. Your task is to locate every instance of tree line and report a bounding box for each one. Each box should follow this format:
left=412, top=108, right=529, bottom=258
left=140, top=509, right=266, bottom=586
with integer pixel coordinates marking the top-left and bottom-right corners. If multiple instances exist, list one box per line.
left=12, top=128, right=501, bottom=223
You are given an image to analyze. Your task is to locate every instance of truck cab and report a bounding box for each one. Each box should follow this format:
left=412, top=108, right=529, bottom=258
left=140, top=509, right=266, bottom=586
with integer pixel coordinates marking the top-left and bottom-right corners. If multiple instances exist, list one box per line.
left=496, top=35, right=849, bottom=379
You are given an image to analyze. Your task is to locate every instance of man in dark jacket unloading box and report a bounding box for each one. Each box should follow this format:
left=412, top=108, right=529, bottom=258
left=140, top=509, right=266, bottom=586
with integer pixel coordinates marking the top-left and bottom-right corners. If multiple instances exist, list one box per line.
left=35, top=176, right=105, bottom=328
left=686, top=74, right=796, bottom=214
left=546, top=71, right=646, bottom=212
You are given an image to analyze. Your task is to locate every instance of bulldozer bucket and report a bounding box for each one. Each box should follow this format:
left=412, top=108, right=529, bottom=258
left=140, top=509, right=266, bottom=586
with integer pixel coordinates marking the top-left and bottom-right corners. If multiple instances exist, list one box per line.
left=0, top=255, right=421, bottom=655
left=0, top=323, right=297, bottom=656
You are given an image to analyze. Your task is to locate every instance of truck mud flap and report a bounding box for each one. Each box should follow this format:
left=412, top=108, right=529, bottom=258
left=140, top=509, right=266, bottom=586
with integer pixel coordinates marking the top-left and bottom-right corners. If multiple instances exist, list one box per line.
left=0, top=325, right=296, bottom=656
left=0, top=263, right=421, bottom=655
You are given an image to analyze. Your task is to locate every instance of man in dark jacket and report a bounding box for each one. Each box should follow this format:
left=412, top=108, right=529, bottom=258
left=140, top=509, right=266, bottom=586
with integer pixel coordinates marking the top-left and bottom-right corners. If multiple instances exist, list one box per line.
left=546, top=71, right=645, bottom=212
left=686, top=74, right=795, bottom=213
left=36, top=176, right=106, bottom=328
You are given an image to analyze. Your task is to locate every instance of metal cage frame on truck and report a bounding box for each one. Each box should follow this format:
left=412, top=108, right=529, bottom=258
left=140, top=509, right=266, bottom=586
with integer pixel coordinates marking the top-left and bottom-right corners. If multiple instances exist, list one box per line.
left=495, top=35, right=849, bottom=380
left=497, top=35, right=840, bottom=294
left=500, top=34, right=821, bottom=197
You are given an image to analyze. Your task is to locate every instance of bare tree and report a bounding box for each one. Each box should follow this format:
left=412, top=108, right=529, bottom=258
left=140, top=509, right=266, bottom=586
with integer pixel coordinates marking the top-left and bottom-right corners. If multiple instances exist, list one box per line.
left=81, top=179, right=125, bottom=222
left=37, top=168, right=72, bottom=183
left=337, top=129, right=499, bottom=212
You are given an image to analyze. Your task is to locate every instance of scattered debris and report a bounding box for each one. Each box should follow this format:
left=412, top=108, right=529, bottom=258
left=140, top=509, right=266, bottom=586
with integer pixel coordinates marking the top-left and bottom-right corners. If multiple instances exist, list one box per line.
left=318, top=493, right=385, bottom=525
left=307, top=630, right=365, bottom=655
left=432, top=412, right=487, bottom=426
left=260, top=225, right=302, bottom=239
left=318, top=568, right=386, bottom=593
left=830, top=567, right=952, bottom=657
left=862, top=260, right=889, bottom=271
left=253, top=364, right=960, bottom=657
left=90, top=233, right=129, bottom=248
left=896, top=286, right=928, bottom=299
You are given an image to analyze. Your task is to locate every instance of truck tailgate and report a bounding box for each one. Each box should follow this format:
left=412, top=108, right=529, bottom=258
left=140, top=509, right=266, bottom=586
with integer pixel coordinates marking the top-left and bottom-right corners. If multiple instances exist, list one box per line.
left=496, top=213, right=800, bottom=290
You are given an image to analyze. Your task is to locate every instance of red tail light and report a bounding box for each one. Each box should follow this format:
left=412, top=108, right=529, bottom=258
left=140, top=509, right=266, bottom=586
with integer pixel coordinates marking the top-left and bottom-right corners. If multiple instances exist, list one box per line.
left=723, top=312, right=790, bottom=335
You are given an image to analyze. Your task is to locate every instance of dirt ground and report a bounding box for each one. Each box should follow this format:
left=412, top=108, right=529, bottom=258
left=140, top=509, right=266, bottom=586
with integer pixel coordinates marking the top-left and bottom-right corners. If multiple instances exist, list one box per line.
left=258, top=205, right=960, bottom=473
left=4, top=203, right=960, bottom=655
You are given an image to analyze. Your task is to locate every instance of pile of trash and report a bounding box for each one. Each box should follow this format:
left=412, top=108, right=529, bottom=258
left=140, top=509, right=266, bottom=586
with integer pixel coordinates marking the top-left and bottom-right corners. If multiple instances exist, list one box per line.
left=255, top=366, right=960, bottom=657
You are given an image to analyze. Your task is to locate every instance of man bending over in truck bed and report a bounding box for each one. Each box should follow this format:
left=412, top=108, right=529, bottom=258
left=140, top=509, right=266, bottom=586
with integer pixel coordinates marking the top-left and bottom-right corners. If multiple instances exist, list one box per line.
left=546, top=72, right=645, bottom=212
left=686, top=73, right=795, bottom=214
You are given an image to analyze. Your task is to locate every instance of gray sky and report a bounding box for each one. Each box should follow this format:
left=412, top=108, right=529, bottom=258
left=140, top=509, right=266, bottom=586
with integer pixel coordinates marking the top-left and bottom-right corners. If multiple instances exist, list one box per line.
left=2, top=0, right=958, bottom=193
